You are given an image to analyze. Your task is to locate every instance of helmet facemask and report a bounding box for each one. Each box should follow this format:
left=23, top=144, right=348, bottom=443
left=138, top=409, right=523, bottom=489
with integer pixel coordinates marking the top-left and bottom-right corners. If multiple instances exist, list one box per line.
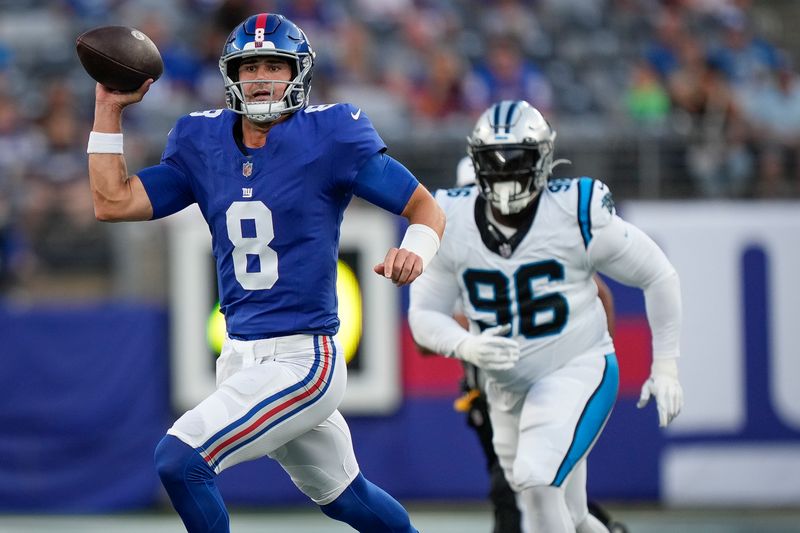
left=470, top=142, right=552, bottom=215
left=221, top=52, right=312, bottom=123
left=219, top=14, right=315, bottom=124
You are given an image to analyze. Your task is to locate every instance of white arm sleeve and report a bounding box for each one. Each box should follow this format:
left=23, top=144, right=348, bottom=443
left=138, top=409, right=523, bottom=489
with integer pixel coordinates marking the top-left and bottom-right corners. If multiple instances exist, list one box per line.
left=588, top=215, right=682, bottom=359
left=408, top=255, right=471, bottom=357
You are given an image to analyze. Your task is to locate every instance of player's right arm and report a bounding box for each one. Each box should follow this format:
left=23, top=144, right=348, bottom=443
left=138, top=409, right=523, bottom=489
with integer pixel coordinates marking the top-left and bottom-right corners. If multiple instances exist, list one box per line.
left=409, top=265, right=519, bottom=370
left=409, top=219, right=519, bottom=371
left=88, top=81, right=154, bottom=222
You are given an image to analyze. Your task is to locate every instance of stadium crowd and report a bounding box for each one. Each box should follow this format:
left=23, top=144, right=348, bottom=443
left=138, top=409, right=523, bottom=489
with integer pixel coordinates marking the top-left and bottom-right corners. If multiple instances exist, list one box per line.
left=0, top=0, right=798, bottom=296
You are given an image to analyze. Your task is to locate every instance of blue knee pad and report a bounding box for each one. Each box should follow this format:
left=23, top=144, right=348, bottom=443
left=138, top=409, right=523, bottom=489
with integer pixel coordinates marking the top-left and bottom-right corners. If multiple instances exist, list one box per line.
left=320, top=473, right=417, bottom=533
left=154, top=435, right=229, bottom=533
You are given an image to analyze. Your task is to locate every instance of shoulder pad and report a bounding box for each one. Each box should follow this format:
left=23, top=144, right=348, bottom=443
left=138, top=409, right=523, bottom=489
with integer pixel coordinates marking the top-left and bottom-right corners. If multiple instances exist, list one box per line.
left=434, top=185, right=478, bottom=212
left=541, top=177, right=615, bottom=248
left=574, top=177, right=615, bottom=248
left=303, top=103, right=341, bottom=114
left=187, top=108, right=226, bottom=119
left=303, top=102, right=361, bottom=118
left=167, top=113, right=201, bottom=143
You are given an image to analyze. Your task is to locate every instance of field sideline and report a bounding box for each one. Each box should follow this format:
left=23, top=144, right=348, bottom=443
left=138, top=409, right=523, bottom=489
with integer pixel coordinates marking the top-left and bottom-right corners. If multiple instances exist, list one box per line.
left=1, top=505, right=799, bottom=533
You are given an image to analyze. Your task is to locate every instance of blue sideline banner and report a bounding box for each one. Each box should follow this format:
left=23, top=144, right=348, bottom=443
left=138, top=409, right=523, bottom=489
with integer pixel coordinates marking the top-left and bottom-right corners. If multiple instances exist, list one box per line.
left=0, top=302, right=169, bottom=511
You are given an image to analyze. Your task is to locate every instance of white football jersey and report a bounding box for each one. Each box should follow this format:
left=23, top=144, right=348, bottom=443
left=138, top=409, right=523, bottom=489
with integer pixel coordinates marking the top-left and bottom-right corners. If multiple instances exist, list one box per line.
left=422, top=177, right=616, bottom=390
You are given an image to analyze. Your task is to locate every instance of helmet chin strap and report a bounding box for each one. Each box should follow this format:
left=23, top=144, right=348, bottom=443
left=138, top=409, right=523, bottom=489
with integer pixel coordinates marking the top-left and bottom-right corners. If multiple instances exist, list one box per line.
left=243, top=100, right=287, bottom=123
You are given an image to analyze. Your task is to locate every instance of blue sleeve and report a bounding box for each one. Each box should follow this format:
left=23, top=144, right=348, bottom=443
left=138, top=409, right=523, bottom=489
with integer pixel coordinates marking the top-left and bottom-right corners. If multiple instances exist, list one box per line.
left=332, top=104, right=387, bottom=188
left=352, top=152, right=419, bottom=215
left=138, top=163, right=194, bottom=220
left=137, top=123, right=196, bottom=220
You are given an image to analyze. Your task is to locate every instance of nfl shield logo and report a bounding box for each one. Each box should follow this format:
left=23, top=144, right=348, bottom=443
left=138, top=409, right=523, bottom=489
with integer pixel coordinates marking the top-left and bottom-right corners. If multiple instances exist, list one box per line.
left=242, top=161, right=253, bottom=178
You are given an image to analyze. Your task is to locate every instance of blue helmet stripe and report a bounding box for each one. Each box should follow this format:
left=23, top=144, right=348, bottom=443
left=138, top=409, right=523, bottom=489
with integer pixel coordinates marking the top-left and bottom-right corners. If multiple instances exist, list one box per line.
left=505, top=100, right=520, bottom=133
left=493, top=103, right=501, bottom=134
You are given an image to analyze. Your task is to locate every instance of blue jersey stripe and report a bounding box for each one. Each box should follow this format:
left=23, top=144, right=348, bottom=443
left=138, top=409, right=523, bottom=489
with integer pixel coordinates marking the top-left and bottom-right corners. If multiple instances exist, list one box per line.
left=577, top=177, right=594, bottom=248
left=551, top=353, right=619, bottom=487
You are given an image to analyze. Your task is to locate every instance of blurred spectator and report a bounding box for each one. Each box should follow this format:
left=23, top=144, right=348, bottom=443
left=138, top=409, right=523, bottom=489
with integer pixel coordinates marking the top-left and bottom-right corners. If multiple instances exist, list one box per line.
left=278, top=0, right=346, bottom=99
left=193, top=22, right=229, bottom=109
left=383, top=6, right=458, bottom=99
left=330, top=17, right=380, bottom=88
left=463, top=36, right=553, bottom=115
left=479, top=0, right=547, bottom=55
left=645, top=8, right=689, bottom=81
left=0, top=194, right=15, bottom=290
left=212, top=0, right=261, bottom=33
left=351, top=0, right=414, bottom=26
left=740, top=58, right=800, bottom=197
left=671, top=51, right=753, bottom=197
left=138, top=14, right=202, bottom=94
left=0, top=40, right=12, bottom=74
left=327, top=17, right=409, bottom=134
left=278, top=0, right=344, bottom=45
left=707, top=7, right=780, bottom=88
left=0, top=0, right=794, bottom=302
left=58, top=0, right=126, bottom=25
left=19, top=82, right=113, bottom=297
left=626, top=61, right=670, bottom=125
left=0, top=89, right=45, bottom=291
left=409, top=46, right=468, bottom=123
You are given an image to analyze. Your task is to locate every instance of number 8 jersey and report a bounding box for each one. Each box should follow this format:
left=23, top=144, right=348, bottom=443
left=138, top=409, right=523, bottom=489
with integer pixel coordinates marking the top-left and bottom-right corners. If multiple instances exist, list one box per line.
left=137, top=104, right=395, bottom=339
left=414, top=178, right=618, bottom=389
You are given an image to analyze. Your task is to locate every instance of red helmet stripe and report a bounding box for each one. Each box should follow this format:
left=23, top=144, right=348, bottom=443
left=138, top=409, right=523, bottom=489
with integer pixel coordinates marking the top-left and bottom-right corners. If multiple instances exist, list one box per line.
left=254, top=13, right=268, bottom=48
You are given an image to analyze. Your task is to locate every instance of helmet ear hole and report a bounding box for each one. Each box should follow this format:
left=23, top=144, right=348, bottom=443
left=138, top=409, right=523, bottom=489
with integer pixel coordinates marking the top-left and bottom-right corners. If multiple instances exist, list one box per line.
left=226, top=58, right=241, bottom=82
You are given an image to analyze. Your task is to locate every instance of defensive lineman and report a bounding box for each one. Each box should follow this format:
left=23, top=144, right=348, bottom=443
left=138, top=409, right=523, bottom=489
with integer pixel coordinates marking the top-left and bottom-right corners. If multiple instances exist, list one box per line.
left=86, top=13, right=444, bottom=533
left=409, top=100, right=683, bottom=532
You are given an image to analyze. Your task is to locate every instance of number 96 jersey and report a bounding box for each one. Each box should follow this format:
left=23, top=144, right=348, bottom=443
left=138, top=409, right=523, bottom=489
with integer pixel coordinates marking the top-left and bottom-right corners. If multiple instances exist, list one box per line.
left=422, top=178, right=616, bottom=390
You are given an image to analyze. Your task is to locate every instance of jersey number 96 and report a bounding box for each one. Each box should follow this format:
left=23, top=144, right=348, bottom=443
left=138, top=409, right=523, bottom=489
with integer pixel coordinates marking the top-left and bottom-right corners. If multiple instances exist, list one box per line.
left=463, top=260, right=568, bottom=338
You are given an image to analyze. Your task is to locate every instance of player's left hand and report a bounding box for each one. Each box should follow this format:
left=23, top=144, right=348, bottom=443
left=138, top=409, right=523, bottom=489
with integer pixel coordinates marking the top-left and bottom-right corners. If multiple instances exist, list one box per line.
left=374, top=247, right=423, bottom=286
left=637, top=357, right=683, bottom=427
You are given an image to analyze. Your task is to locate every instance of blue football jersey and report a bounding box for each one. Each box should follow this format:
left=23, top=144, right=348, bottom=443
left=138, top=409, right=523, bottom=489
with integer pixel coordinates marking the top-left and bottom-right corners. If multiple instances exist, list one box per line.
left=138, top=104, right=400, bottom=338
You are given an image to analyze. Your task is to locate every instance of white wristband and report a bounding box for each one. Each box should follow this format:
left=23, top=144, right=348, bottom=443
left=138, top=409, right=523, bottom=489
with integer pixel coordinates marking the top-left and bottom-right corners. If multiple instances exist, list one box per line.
left=87, top=131, right=124, bottom=154
left=399, top=223, right=440, bottom=270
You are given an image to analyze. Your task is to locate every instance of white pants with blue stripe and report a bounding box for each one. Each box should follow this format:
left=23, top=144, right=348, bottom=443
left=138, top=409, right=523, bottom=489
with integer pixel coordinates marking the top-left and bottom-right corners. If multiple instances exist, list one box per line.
left=488, top=351, right=618, bottom=492
left=167, top=334, right=359, bottom=505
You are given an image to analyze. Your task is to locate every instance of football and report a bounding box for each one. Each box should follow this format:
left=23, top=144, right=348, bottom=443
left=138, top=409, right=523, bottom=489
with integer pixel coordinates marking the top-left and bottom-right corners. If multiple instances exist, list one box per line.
left=76, top=26, right=163, bottom=92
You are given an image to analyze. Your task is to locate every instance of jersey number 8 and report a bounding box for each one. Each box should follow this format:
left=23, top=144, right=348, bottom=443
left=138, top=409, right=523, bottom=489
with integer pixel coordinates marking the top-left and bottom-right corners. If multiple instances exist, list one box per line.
left=225, top=201, right=279, bottom=290
left=463, top=259, right=568, bottom=338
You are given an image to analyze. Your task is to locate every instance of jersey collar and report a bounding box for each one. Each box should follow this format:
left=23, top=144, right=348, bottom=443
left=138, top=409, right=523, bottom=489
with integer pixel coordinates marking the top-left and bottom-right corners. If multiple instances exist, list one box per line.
left=474, top=194, right=541, bottom=258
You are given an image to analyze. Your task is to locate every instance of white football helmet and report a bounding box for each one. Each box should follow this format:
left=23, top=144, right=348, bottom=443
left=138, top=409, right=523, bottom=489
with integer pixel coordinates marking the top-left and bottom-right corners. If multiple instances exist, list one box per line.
left=467, top=100, right=556, bottom=215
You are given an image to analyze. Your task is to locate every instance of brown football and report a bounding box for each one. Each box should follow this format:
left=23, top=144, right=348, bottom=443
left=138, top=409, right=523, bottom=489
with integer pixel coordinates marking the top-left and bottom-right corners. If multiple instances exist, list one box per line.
left=76, top=26, right=163, bottom=92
